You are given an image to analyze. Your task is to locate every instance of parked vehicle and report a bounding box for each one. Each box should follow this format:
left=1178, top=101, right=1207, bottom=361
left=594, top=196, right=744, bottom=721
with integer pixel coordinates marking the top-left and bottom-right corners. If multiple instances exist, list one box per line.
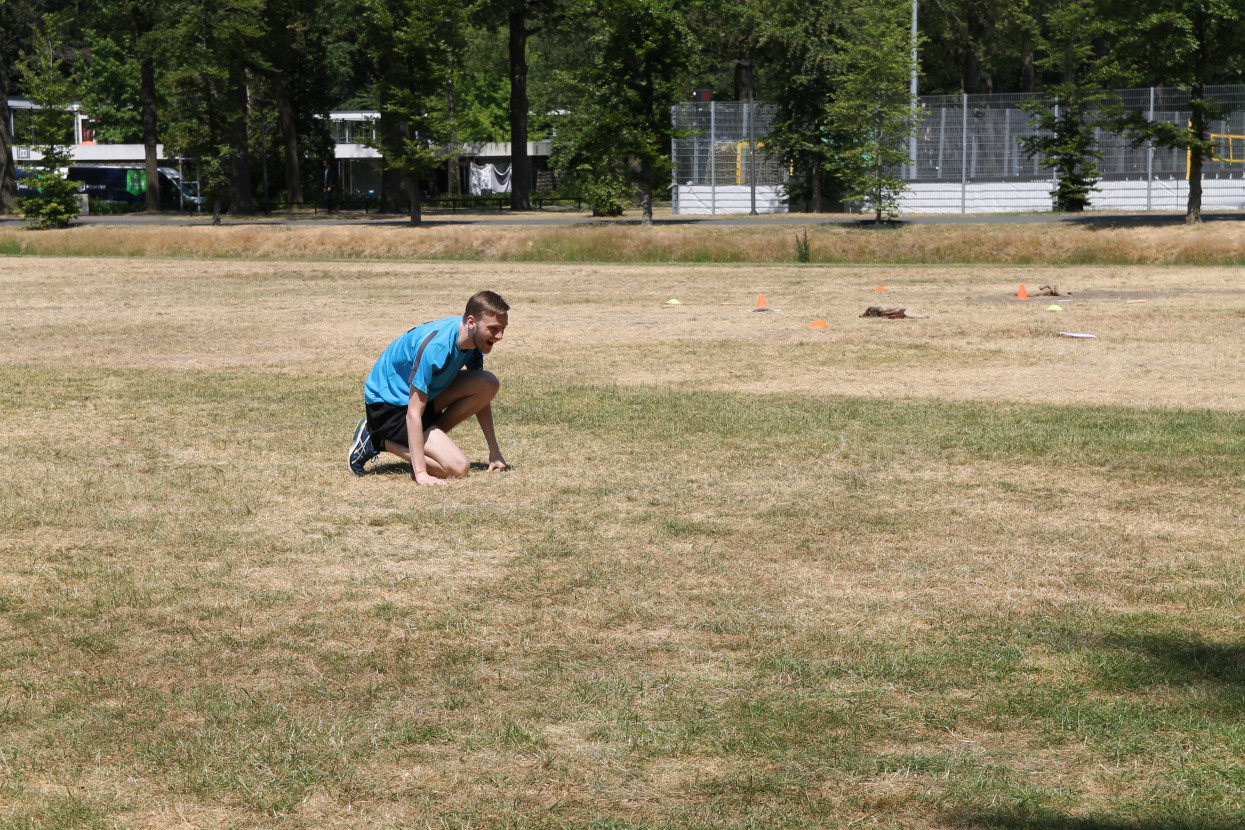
left=15, top=168, right=39, bottom=199
left=65, top=166, right=203, bottom=208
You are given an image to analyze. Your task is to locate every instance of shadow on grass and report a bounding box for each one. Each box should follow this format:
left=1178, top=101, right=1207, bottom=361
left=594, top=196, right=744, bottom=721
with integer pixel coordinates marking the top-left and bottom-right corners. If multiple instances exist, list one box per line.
left=368, top=460, right=512, bottom=475
left=950, top=810, right=1244, bottom=830
left=1066, top=211, right=1245, bottom=229
left=1104, top=631, right=1245, bottom=687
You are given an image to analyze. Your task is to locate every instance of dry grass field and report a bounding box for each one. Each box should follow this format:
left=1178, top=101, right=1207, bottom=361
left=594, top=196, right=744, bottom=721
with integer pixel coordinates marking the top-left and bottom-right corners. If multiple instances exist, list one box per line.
left=1, top=245, right=1243, bottom=828
left=2, top=214, right=1245, bottom=265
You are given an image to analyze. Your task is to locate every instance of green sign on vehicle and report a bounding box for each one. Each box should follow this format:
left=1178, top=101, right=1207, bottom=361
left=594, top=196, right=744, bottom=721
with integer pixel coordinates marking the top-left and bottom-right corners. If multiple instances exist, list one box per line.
left=126, top=169, right=145, bottom=196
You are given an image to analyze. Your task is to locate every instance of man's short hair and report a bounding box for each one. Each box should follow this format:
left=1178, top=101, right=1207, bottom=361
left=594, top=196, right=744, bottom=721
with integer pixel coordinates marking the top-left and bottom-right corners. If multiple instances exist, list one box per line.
left=464, top=290, right=509, bottom=321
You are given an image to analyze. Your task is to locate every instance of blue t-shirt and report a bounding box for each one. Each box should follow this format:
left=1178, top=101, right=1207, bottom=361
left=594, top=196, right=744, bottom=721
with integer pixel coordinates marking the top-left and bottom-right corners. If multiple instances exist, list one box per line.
left=364, top=316, right=483, bottom=406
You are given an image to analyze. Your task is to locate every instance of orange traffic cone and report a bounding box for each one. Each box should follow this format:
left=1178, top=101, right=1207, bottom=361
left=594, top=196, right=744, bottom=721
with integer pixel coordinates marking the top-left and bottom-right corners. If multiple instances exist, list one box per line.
left=1016, top=283, right=1029, bottom=300
left=748, top=293, right=779, bottom=312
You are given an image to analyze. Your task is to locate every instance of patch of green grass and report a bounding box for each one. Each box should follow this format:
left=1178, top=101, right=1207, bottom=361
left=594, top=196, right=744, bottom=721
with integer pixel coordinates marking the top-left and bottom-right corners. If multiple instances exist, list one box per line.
left=2, top=362, right=1242, bottom=827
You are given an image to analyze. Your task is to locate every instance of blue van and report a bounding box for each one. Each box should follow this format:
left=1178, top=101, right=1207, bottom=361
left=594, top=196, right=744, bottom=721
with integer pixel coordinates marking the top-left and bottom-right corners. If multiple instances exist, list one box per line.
left=66, top=166, right=202, bottom=208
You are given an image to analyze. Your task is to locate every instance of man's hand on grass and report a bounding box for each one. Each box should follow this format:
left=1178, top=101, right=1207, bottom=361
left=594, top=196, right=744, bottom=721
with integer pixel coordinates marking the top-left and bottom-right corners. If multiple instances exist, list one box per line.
left=413, top=470, right=447, bottom=486
left=487, top=452, right=508, bottom=472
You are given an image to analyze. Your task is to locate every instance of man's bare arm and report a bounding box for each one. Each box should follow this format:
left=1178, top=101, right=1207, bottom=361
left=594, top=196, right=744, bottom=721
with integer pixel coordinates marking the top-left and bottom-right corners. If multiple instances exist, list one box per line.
left=407, top=389, right=446, bottom=486
left=475, top=403, right=507, bottom=471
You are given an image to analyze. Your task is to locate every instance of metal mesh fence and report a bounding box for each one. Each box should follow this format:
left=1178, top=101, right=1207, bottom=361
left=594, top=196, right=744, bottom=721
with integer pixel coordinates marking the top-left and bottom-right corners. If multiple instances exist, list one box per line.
left=671, top=102, right=785, bottom=187
left=672, top=87, right=1245, bottom=214
left=904, top=85, right=1245, bottom=213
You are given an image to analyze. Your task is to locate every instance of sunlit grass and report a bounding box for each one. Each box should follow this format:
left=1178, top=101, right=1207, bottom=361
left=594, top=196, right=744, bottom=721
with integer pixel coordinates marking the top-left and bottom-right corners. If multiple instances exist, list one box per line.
left=2, top=363, right=1242, bottom=827
left=1, top=258, right=1243, bottom=827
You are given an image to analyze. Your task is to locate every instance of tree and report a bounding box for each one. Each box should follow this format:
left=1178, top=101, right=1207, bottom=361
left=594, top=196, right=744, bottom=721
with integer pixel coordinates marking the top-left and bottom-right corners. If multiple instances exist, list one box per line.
left=15, top=12, right=80, bottom=228
left=160, top=0, right=266, bottom=220
left=358, top=0, right=462, bottom=222
left=76, top=1, right=164, bottom=211
left=919, top=0, right=1037, bottom=95
left=255, top=0, right=361, bottom=208
left=1102, top=0, right=1244, bottom=223
left=469, top=0, right=567, bottom=209
left=550, top=0, right=694, bottom=225
left=753, top=0, right=844, bottom=211
left=827, top=0, right=919, bottom=221
left=1, top=0, right=51, bottom=214
left=1018, top=0, right=1115, bottom=212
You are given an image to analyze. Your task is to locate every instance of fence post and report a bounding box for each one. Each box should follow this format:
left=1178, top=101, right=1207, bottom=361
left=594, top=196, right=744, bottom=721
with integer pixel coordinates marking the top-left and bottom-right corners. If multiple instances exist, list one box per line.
left=673, top=105, right=680, bottom=215
left=1003, top=108, right=1010, bottom=177
left=1052, top=103, right=1060, bottom=207
left=1146, top=86, right=1155, bottom=211
left=710, top=101, right=716, bottom=216
left=937, top=107, right=946, bottom=180
left=961, top=93, right=967, bottom=214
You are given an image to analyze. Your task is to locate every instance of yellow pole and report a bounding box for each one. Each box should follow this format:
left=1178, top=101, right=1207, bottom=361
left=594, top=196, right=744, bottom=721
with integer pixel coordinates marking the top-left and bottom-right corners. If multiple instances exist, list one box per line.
left=1185, top=119, right=1191, bottom=180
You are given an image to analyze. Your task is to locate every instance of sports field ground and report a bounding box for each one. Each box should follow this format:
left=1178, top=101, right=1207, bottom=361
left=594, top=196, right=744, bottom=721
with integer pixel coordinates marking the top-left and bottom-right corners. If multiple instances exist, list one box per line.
left=2, top=237, right=1243, bottom=828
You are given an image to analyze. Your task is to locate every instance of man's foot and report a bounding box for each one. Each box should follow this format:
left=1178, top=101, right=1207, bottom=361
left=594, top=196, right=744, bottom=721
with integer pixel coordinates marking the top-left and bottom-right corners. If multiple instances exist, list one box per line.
left=349, top=418, right=379, bottom=476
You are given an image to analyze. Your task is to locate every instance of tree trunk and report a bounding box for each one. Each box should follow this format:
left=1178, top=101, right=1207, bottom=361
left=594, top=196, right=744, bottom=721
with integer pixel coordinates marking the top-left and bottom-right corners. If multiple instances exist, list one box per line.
left=140, top=56, right=160, bottom=211
left=508, top=8, right=531, bottom=211
left=1186, top=97, right=1205, bottom=224
left=447, top=69, right=460, bottom=196
left=379, top=110, right=407, bottom=213
left=271, top=72, right=303, bottom=205
left=0, top=33, right=18, bottom=214
left=227, top=69, right=252, bottom=214
left=408, top=174, right=422, bottom=224
left=962, top=23, right=983, bottom=95
left=811, top=161, right=822, bottom=213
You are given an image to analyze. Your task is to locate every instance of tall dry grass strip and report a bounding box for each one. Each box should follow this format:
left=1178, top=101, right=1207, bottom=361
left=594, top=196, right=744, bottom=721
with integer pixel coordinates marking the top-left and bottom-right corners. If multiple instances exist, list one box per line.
left=2, top=219, right=1244, bottom=265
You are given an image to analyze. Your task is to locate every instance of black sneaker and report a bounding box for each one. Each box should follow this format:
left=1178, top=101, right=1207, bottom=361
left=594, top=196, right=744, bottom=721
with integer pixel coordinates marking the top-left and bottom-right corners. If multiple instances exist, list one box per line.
left=349, top=418, right=378, bottom=476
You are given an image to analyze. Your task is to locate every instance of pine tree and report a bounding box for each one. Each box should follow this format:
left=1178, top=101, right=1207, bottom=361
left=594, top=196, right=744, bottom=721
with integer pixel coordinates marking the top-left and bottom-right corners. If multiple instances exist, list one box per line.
left=1018, top=0, right=1114, bottom=212
left=15, top=13, right=80, bottom=228
left=827, top=0, right=919, bottom=222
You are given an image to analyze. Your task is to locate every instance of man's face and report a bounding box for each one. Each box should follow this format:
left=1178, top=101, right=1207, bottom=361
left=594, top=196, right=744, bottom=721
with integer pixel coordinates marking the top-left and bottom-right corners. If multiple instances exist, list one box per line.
left=469, top=312, right=507, bottom=354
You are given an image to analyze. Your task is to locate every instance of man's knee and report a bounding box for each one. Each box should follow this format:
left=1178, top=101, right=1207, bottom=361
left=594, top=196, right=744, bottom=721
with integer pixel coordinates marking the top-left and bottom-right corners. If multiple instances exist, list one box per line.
left=475, top=370, right=500, bottom=400
left=445, top=456, right=470, bottom=478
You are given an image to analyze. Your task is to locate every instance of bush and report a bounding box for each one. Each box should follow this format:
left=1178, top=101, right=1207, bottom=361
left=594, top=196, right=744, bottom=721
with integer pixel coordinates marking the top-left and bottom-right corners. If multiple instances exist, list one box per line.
left=19, top=169, right=81, bottom=229
left=87, top=197, right=145, bottom=216
left=578, top=175, right=631, bottom=217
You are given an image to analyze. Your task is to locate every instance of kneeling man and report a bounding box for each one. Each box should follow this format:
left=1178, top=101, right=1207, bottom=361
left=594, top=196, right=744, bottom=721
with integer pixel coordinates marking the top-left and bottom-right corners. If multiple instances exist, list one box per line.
left=349, top=291, right=509, bottom=485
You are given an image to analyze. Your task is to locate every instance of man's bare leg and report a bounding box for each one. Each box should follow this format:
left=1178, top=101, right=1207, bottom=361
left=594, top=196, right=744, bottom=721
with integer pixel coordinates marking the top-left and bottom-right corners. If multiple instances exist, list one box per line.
left=382, top=371, right=500, bottom=479
left=384, top=430, right=468, bottom=478
left=431, top=370, right=500, bottom=431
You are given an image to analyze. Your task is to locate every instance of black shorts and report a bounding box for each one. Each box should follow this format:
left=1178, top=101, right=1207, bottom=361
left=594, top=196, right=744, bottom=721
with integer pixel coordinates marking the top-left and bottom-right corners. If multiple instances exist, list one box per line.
left=365, top=400, right=441, bottom=450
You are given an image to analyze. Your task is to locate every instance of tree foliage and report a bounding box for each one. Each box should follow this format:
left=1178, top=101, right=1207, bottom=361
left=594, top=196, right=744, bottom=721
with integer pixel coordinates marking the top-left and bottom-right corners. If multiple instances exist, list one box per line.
left=15, top=12, right=80, bottom=228
left=357, top=0, right=462, bottom=221
left=754, top=0, right=842, bottom=212
left=2, top=0, right=1244, bottom=221
left=550, top=0, right=693, bottom=224
left=1100, top=0, right=1245, bottom=222
left=1018, top=0, right=1115, bottom=212
left=827, top=0, right=919, bottom=221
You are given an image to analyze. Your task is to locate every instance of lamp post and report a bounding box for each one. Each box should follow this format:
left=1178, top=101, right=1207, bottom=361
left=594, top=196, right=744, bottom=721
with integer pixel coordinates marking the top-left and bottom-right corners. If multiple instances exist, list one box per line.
left=909, top=0, right=919, bottom=179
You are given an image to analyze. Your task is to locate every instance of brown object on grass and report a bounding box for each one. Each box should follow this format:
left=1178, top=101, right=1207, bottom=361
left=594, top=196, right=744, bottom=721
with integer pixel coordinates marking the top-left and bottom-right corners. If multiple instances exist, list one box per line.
left=861, top=305, right=928, bottom=319
left=1034, top=284, right=1070, bottom=297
